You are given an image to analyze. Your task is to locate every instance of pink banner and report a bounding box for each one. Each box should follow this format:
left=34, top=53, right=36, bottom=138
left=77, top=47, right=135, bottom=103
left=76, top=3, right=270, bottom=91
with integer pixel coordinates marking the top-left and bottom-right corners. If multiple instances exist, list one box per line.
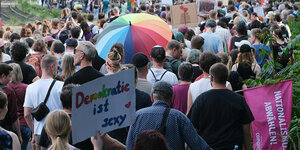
left=243, top=79, right=293, bottom=150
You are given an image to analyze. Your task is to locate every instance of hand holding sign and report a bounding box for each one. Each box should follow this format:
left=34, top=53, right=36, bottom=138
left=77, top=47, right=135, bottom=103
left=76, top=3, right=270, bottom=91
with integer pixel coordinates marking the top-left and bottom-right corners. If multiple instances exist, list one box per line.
left=72, top=69, right=136, bottom=144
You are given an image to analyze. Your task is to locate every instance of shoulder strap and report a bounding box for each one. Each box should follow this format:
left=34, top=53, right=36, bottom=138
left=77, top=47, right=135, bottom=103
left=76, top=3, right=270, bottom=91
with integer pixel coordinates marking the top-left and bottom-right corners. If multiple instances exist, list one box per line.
left=159, top=70, right=168, bottom=81
left=149, top=68, right=158, bottom=82
left=44, top=79, right=57, bottom=104
left=158, top=108, right=170, bottom=135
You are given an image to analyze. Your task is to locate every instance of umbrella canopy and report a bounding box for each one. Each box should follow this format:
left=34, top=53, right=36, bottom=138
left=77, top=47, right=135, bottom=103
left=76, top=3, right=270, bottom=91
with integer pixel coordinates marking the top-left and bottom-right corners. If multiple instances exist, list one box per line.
left=95, top=13, right=172, bottom=63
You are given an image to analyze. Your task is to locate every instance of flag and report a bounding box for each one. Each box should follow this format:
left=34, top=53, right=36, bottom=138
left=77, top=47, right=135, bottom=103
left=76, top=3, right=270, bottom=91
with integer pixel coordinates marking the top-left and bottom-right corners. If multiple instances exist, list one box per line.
left=127, top=0, right=135, bottom=12
left=243, top=79, right=293, bottom=150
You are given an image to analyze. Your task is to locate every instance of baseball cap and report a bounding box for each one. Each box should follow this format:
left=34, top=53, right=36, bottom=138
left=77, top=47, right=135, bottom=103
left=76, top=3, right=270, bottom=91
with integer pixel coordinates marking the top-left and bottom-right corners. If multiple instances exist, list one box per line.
left=175, top=32, right=184, bottom=41
left=131, top=52, right=149, bottom=68
left=235, top=40, right=251, bottom=47
left=66, top=39, right=78, bottom=48
left=150, top=46, right=166, bottom=62
left=240, top=44, right=252, bottom=53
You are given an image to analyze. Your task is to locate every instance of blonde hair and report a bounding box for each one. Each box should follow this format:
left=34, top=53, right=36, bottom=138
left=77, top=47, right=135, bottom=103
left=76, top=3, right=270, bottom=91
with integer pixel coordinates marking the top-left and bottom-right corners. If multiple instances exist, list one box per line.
left=235, top=52, right=254, bottom=65
left=46, top=110, right=71, bottom=150
left=62, top=54, right=75, bottom=80
left=9, top=63, right=23, bottom=83
left=61, top=8, right=71, bottom=19
left=3, top=31, right=11, bottom=41
left=233, top=16, right=242, bottom=27
left=106, top=48, right=121, bottom=73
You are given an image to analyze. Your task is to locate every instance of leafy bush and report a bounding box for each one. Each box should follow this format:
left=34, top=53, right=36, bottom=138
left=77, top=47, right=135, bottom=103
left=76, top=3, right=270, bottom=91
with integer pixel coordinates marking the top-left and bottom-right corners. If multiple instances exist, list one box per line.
left=245, top=19, right=300, bottom=150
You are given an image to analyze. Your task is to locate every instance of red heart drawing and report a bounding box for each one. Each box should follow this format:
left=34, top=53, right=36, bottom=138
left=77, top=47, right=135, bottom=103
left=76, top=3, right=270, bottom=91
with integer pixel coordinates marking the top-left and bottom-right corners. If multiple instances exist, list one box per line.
left=180, top=5, right=184, bottom=9
left=125, top=102, right=131, bottom=108
left=183, top=8, right=188, bottom=12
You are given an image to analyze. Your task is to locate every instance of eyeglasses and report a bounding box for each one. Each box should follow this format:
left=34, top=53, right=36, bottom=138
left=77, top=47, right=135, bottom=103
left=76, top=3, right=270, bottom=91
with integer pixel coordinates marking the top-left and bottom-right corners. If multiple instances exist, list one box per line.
left=106, top=61, right=112, bottom=68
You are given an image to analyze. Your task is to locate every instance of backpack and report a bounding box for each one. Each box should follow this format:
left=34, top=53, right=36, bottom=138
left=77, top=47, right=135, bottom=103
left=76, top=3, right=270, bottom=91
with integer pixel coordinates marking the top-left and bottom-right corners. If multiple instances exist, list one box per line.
left=237, top=62, right=256, bottom=80
left=27, top=53, right=44, bottom=77
left=149, top=68, right=168, bottom=82
left=163, top=57, right=178, bottom=73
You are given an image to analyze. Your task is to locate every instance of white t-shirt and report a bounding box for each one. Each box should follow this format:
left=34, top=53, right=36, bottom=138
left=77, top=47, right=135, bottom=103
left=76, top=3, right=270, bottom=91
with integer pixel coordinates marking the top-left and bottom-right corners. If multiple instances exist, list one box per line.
left=190, top=78, right=230, bottom=102
left=1, top=53, right=11, bottom=62
left=147, top=68, right=178, bottom=85
left=23, top=79, right=64, bottom=135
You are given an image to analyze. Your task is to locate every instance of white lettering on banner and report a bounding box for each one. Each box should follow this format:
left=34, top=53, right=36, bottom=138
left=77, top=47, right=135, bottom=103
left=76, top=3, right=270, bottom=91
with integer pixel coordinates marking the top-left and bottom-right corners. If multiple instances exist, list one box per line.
left=264, top=102, right=277, bottom=145
left=274, top=91, right=288, bottom=148
left=256, top=133, right=261, bottom=150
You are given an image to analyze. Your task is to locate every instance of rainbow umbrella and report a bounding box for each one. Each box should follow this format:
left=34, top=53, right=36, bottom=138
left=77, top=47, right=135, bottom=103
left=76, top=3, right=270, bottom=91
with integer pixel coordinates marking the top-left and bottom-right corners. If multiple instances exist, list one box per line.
left=95, top=13, right=172, bottom=63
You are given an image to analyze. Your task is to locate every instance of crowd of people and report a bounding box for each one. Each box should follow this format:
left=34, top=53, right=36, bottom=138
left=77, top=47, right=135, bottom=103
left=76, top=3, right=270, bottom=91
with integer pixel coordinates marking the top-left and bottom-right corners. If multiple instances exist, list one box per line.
left=0, top=0, right=298, bottom=150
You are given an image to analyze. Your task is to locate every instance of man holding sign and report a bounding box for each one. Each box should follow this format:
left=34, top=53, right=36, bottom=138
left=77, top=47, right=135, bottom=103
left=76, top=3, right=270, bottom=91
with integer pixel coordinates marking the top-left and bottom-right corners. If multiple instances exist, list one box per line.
left=126, top=81, right=211, bottom=150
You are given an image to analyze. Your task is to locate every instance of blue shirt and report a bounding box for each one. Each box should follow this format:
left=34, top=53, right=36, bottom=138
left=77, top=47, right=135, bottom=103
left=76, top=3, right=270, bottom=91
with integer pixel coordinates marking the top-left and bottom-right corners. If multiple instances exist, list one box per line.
left=200, top=33, right=223, bottom=54
left=252, top=44, right=271, bottom=68
left=126, top=101, right=211, bottom=150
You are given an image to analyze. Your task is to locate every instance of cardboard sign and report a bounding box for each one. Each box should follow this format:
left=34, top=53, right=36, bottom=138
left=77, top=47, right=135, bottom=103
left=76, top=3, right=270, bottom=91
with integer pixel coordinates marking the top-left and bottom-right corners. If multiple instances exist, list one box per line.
left=244, top=79, right=293, bottom=150
left=162, top=0, right=173, bottom=5
left=170, top=3, right=198, bottom=28
left=254, top=6, right=265, bottom=17
left=72, top=69, right=136, bottom=144
left=197, top=0, right=217, bottom=15
left=222, top=0, right=228, bottom=6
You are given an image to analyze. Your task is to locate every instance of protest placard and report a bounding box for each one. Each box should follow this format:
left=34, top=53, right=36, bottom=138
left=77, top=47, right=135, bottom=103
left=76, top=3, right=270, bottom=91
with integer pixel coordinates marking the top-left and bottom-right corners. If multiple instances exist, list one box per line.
left=222, top=0, right=228, bottom=6
left=162, top=0, right=173, bottom=5
left=196, top=0, right=217, bottom=15
left=171, top=3, right=198, bottom=28
left=244, top=79, right=293, bottom=150
left=72, top=69, right=136, bottom=144
left=254, top=6, right=265, bottom=17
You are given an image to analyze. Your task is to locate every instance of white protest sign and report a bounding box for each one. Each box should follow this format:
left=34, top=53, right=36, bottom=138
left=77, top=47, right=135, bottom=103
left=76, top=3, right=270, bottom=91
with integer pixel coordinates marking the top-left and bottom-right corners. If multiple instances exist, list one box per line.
left=254, top=6, right=264, bottom=17
left=222, top=0, right=228, bottom=6
left=162, top=0, right=173, bottom=5
left=72, top=69, right=136, bottom=144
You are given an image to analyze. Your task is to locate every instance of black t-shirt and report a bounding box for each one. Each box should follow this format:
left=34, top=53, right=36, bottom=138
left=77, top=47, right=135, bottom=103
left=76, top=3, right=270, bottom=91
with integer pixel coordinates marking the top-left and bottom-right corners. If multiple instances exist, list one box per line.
left=230, top=36, right=249, bottom=51
left=39, top=114, right=93, bottom=149
left=92, top=54, right=105, bottom=71
left=64, top=66, right=104, bottom=86
left=188, top=89, right=254, bottom=150
left=5, top=61, right=37, bottom=84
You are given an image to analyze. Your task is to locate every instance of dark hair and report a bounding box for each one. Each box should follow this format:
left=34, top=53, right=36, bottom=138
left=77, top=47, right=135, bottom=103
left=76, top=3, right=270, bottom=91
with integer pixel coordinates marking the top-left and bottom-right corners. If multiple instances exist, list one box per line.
left=0, top=28, right=4, bottom=39
left=274, top=13, right=282, bottom=22
left=178, top=62, right=193, bottom=82
left=10, top=33, right=21, bottom=43
left=98, top=13, right=105, bottom=20
left=87, top=14, right=94, bottom=21
left=80, top=21, right=91, bottom=35
left=274, top=28, right=284, bottom=40
left=251, top=12, right=258, bottom=17
left=132, top=130, right=170, bottom=150
left=0, top=63, right=13, bottom=77
left=140, top=4, right=146, bottom=11
left=0, top=91, right=7, bottom=109
left=11, top=41, right=29, bottom=62
left=210, top=63, right=228, bottom=84
left=187, top=29, right=195, bottom=41
left=218, top=1, right=223, bottom=7
left=70, top=26, right=81, bottom=39
left=60, top=84, right=78, bottom=109
left=52, top=41, right=65, bottom=54
left=25, top=38, right=34, bottom=48
left=229, top=49, right=239, bottom=65
left=166, top=40, right=180, bottom=51
left=199, top=51, right=218, bottom=73
left=250, top=20, right=261, bottom=30
left=236, top=21, right=248, bottom=36
left=191, top=36, right=204, bottom=50
left=217, top=20, right=227, bottom=28
left=110, top=43, right=124, bottom=62
left=71, top=11, right=78, bottom=20
left=228, top=5, right=236, bottom=11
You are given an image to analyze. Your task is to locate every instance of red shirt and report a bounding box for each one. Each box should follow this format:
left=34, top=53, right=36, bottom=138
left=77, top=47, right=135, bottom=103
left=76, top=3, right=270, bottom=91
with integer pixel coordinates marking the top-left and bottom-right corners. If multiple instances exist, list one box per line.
left=8, top=83, right=28, bottom=127
left=0, top=84, right=18, bottom=131
left=194, top=74, right=204, bottom=82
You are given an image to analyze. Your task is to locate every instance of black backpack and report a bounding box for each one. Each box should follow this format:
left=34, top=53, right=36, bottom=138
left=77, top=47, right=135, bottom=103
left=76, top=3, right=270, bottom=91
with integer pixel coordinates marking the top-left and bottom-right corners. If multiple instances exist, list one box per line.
left=163, top=57, right=178, bottom=73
